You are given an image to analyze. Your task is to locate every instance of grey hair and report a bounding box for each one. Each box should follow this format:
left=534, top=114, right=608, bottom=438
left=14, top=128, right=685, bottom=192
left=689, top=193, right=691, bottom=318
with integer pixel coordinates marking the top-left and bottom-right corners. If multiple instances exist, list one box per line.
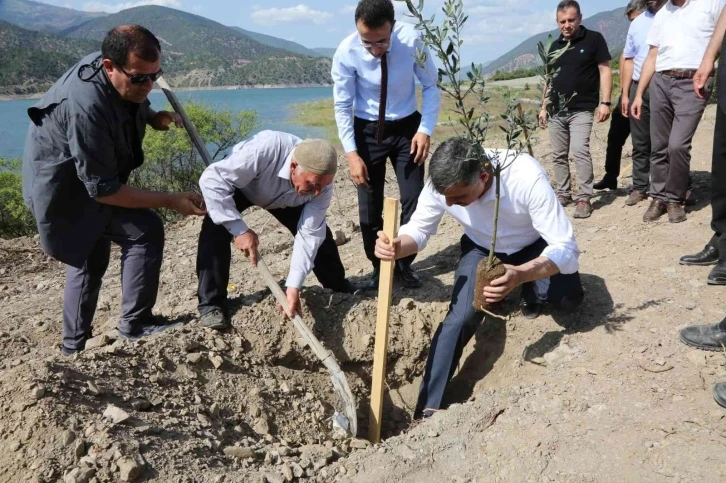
left=428, top=137, right=491, bottom=194
left=625, top=0, right=644, bottom=16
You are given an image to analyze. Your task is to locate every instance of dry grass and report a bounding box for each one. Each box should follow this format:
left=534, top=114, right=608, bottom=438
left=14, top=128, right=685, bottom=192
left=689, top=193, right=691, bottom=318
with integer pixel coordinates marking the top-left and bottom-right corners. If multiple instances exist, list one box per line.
left=291, top=84, right=543, bottom=150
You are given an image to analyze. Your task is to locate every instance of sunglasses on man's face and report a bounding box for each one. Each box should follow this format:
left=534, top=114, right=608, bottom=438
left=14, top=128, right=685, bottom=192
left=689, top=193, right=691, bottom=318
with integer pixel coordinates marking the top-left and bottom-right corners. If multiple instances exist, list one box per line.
left=117, top=64, right=163, bottom=84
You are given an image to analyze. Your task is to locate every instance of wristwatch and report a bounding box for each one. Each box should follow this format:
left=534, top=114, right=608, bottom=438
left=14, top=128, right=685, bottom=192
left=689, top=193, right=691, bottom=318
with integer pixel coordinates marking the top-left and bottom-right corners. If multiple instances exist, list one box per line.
left=600, top=101, right=612, bottom=107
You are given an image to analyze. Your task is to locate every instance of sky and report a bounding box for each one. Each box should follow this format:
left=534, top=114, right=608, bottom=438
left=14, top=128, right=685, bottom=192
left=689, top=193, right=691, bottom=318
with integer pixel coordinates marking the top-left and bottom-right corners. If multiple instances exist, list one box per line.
left=41, top=0, right=627, bottom=63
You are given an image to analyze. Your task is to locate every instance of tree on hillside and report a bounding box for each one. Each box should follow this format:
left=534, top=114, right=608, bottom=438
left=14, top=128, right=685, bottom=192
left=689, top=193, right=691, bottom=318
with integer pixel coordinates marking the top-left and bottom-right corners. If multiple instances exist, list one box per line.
left=131, top=101, right=257, bottom=220
left=0, top=158, right=36, bottom=239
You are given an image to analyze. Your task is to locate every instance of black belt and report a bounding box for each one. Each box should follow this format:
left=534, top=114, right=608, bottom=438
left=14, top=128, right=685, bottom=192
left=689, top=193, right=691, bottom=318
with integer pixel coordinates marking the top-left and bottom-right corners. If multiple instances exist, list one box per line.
left=354, top=111, right=419, bottom=126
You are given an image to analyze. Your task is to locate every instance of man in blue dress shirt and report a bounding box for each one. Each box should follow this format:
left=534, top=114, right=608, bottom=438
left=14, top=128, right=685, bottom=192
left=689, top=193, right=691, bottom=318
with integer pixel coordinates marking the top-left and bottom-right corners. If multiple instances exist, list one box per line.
left=332, top=0, right=441, bottom=289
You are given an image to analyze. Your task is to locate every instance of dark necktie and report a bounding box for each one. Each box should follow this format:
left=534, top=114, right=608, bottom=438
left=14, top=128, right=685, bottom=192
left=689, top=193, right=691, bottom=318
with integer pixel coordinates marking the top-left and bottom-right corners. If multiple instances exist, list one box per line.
left=376, top=53, right=388, bottom=145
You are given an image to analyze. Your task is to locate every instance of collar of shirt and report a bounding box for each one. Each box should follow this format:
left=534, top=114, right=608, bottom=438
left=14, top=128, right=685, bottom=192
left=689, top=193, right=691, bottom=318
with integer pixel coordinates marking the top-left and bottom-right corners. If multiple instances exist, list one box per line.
left=277, top=150, right=295, bottom=182
left=558, top=25, right=587, bottom=44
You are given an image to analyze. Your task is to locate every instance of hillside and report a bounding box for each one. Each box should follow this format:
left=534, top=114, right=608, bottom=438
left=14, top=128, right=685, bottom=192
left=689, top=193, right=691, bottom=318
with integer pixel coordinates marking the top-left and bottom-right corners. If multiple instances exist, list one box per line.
left=0, top=4, right=333, bottom=94
left=61, top=6, right=333, bottom=88
left=0, top=0, right=104, bottom=34
left=0, top=19, right=100, bottom=95
left=312, top=47, right=336, bottom=58
left=485, top=7, right=628, bottom=74
left=230, top=26, right=331, bottom=59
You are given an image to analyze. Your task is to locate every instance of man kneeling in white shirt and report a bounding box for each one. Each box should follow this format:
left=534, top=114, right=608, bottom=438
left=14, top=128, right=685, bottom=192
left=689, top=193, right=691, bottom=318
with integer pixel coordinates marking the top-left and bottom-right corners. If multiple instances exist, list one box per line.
left=197, top=131, right=358, bottom=330
left=374, top=137, right=584, bottom=419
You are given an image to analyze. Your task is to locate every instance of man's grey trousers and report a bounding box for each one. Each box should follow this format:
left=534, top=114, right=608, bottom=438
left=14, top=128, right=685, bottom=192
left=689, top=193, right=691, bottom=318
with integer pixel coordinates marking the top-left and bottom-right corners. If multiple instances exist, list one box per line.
left=62, top=208, right=164, bottom=351
left=649, top=72, right=711, bottom=203
left=549, top=110, right=595, bottom=202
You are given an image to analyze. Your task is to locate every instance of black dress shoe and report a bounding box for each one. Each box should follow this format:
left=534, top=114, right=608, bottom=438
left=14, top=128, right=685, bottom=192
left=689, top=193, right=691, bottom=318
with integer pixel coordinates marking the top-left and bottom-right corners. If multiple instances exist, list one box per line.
left=520, top=298, right=541, bottom=319
left=714, top=383, right=726, bottom=409
left=338, top=279, right=365, bottom=293
left=680, top=245, right=719, bottom=266
left=679, top=320, right=726, bottom=351
left=708, top=261, right=726, bottom=285
left=593, top=175, right=618, bottom=190
left=358, top=267, right=380, bottom=290
left=395, top=262, right=422, bottom=288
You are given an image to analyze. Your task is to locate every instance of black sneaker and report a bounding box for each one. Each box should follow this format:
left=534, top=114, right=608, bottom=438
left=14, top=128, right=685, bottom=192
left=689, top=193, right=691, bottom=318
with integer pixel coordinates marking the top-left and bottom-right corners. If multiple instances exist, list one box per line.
left=200, top=309, right=230, bottom=330
left=119, top=320, right=185, bottom=340
left=59, top=344, right=80, bottom=357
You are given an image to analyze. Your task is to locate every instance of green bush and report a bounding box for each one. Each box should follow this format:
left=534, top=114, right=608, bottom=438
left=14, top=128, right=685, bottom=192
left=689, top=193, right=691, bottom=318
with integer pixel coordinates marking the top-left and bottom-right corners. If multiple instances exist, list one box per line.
left=131, top=102, right=257, bottom=220
left=0, top=102, right=257, bottom=239
left=490, top=67, right=539, bottom=81
left=0, top=158, right=36, bottom=239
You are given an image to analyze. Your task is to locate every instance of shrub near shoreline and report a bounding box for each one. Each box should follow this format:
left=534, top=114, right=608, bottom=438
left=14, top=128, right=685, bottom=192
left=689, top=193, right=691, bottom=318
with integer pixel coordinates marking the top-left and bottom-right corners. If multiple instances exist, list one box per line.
left=0, top=102, right=256, bottom=239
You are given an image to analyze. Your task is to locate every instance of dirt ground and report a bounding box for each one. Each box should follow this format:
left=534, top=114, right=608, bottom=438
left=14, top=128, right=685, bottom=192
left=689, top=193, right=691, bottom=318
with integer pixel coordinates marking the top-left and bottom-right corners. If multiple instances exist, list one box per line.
left=0, top=105, right=723, bottom=483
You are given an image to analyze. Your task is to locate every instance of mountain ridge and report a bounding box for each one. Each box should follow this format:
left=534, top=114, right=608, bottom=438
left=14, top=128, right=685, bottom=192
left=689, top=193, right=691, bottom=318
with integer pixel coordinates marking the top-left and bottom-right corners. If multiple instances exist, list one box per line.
left=484, top=7, right=629, bottom=74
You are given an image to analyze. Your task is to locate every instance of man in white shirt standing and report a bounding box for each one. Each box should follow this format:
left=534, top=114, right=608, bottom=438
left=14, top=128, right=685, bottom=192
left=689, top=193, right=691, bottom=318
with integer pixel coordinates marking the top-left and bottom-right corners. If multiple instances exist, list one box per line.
left=374, top=138, right=584, bottom=419
left=195, top=131, right=357, bottom=330
left=332, top=0, right=441, bottom=289
left=620, top=0, right=668, bottom=206
left=632, top=0, right=725, bottom=223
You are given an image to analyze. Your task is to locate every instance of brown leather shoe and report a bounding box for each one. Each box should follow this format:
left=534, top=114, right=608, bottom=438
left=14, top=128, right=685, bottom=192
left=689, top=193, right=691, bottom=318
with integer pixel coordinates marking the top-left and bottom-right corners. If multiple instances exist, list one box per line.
left=573, top=200, right=592, bottom=218
left=667, top=202, right=687, bottom=223
left=557, top=194, right=573, bottom=207
left=643, top=200, right=667, bottom=222
left=624, top=191, right=647, bottom=206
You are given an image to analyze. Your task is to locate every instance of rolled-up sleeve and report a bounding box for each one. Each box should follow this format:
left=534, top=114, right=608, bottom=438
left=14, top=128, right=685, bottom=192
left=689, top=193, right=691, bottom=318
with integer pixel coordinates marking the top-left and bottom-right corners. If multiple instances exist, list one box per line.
left=397, top=183, right=445, bottom=252
left=332, top=48, right=358, bottom=154
left=67, top=110, right=121, bottom=198
left=413, top=36, right=441, bottom=136
left=527, top=174, right=580, bottom=274
left=286, top=185, right=333, bottom=289
left=199, top=142, right=261, bottom=237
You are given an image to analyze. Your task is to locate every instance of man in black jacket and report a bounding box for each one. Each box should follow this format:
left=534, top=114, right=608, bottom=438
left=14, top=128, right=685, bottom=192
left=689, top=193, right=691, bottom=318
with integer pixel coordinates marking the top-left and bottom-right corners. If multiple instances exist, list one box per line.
left=22, top=25, right=206, bottom=355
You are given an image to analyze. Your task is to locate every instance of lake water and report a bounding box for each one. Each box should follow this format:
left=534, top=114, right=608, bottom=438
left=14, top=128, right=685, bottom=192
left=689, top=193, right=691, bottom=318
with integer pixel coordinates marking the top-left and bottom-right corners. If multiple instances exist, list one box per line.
left=0, top=86, right=334, bottom=159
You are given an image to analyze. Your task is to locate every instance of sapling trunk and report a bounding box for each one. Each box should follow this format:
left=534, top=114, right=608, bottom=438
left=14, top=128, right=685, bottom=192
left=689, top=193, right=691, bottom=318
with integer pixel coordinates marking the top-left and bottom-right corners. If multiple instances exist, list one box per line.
left=472, top=170, right=505, bottom=311
left=402, top=0, right=564, bottom=313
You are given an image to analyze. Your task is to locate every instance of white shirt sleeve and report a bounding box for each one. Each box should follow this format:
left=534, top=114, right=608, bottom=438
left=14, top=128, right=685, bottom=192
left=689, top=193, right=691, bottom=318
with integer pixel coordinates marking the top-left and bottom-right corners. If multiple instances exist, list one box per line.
left=623, top=23, right=637, bottom=59
left=332, top=47, right=358, bottom=154
left=286, top=184, right=333, bottom=289
left=413, top=35, right=441, bottom=136
left=397, top=183, right=445, bottom=252
left=526, top=173, right=580, bottom=274
left=199, top=141, right=261, bottom=237
left=646, top=11, right=662, bottom=47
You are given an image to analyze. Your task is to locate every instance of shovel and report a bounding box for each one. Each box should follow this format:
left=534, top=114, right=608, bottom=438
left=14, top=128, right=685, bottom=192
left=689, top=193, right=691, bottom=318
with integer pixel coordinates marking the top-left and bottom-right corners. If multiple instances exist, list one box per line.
left=155, top=77, right=358, bottom=436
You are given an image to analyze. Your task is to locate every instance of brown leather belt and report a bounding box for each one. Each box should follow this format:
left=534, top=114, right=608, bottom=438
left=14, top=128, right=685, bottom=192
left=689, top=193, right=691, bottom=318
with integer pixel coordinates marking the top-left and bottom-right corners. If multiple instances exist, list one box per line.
left=660, top=69, right=708, bottom=79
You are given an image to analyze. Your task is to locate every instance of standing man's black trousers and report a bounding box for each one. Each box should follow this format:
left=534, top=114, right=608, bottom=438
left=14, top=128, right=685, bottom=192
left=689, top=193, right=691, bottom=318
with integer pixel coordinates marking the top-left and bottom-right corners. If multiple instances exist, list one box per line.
left=709, top=106, right=726, bottom=260
left=604, top=95, right=631, bottom=179
left=196, top=191, right=347, bottom=316
left=354, top=112, right=425, bottom=271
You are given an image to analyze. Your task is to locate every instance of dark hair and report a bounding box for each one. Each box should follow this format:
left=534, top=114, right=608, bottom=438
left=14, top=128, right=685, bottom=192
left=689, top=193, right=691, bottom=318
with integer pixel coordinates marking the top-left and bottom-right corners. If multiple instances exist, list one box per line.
left=556, top=0, right=582, bottom=15
left=429, top=137, right=491, bottom=193
left=101, top=25, right=161, bottom=68
left=355, top=0, right=395, bottom=28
